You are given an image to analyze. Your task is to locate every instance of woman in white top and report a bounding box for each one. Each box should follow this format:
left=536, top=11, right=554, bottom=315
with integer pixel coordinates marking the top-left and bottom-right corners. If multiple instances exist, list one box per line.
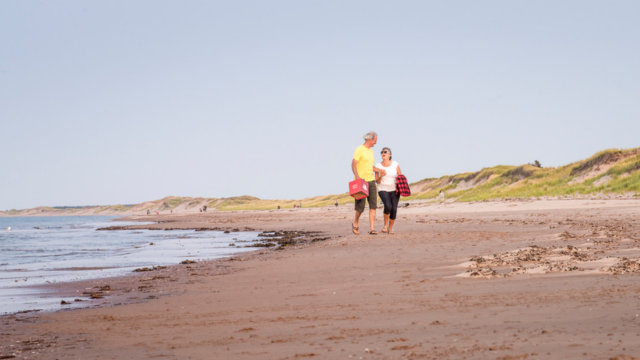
left=375, top=147, right=402, bottom=234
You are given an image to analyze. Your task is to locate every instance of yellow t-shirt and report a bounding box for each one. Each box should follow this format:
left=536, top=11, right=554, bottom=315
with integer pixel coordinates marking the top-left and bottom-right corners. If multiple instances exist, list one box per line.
left=353, top=145, right=375, bottom=182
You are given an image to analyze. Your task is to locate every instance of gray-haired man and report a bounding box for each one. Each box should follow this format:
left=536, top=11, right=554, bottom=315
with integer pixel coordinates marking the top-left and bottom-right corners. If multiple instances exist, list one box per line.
left=351, top=131, right=385, bottom=235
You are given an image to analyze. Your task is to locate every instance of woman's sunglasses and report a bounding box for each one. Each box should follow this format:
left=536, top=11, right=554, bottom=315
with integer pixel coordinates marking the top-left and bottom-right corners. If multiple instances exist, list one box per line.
left=381, top=151, right=390, bottom=154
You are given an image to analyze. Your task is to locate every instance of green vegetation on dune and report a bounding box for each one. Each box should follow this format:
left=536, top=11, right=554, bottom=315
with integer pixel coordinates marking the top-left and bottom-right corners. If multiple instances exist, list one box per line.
left=406, top=148, right=640, bottom=202
left=34, top=206, right=62, bottom=213
left=6, top=148, right=640, bottom=215
left=108, top=204, right=134, bottom=212
left=91, top=204, right=133, bottom=213
left=164, top=197, right=184, bottom=209
left=215, top=194, right=352, bottom=211
left=216, top=148, right=640, bottom=210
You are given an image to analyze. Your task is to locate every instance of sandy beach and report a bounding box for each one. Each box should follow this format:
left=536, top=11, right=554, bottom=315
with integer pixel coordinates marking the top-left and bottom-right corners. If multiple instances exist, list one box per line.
left=2, top=199, right=640, bottom=359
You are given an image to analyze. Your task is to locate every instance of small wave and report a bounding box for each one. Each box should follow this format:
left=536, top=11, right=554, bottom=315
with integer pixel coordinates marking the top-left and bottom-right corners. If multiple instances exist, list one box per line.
left=46, top=266, right=119, bottom=271
left=15, top=252, right=82, bottom=258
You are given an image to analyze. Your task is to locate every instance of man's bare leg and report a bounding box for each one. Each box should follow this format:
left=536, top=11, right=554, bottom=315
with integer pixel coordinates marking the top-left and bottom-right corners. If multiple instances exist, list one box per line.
left=369, top=209, right=376, bottom=232
left=353, top=211, right=362, bottom=234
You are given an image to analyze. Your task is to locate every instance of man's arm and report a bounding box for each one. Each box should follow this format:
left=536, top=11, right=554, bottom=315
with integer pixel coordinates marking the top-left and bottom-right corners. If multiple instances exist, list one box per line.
left=352, top=159, right=360, bottom=179
left=375, top=171, right=382, bottom=184
left=373, top=166, right=386, bottom=177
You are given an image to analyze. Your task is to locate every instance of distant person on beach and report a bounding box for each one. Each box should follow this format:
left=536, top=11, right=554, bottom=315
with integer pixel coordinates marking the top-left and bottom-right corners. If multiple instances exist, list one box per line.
left=375, top=147, right=402, bottom=234
left=299, top=202, right=302, bottom=208
left=147, top=209, right=150, bottom=215
left=352, top=131, right=384, bottom=235
left=440, top=190, right=444, bottom=201
left=335, top=200, right=338, bottom=208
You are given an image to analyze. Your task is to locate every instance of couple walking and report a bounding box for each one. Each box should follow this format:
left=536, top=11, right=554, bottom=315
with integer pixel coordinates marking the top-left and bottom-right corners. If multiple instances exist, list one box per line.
left=351, top=131, right=405, bottom=235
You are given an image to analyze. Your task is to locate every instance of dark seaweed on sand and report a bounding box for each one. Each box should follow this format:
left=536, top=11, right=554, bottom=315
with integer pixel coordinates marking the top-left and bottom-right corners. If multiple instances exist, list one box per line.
left=249, top=230, right=329, bottom=249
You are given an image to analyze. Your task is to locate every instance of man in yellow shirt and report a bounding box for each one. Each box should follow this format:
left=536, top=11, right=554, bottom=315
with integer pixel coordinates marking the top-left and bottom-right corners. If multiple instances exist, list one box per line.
left=351, top=131, right=385, bottom=235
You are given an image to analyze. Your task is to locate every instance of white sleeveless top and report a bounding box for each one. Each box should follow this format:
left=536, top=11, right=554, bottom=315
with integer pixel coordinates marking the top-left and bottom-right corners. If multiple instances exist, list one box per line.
left=375, top=161, right=399, bottom=192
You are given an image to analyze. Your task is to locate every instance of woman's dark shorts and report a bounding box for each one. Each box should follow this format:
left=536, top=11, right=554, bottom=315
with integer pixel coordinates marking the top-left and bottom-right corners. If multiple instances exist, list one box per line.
left=355, top=181, right=377, bottom=213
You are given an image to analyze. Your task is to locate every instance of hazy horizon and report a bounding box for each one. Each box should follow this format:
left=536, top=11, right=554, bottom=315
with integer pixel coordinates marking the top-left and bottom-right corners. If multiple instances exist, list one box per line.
left=2, top=1, right=639, bottom=210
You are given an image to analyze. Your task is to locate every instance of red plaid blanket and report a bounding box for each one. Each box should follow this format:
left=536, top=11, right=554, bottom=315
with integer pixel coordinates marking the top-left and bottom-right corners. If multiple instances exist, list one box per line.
left=395, top=174, right=411, bottom=197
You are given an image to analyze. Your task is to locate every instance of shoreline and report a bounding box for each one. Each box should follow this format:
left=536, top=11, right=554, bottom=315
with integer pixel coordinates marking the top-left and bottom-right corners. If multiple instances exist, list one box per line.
left=3, top=246, right=282, bottom=316
left=2, top=194, right=640, bottom=218
left=1, top=218, right=332, bottom=316
left=2, top=199, right=640, bottom=359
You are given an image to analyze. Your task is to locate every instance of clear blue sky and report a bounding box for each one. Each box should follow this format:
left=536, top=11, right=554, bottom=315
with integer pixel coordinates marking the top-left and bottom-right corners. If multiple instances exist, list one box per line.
left=1, top=1, right=639, bottom=210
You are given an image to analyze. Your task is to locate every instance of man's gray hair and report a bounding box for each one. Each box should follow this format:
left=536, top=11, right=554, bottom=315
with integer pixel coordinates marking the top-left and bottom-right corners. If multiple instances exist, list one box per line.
left=363, top=131, right=378, bottom=140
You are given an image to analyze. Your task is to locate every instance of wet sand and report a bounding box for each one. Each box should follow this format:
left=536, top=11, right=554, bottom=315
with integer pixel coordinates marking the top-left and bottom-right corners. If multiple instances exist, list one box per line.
left=2, top=199, right=640, bottom=359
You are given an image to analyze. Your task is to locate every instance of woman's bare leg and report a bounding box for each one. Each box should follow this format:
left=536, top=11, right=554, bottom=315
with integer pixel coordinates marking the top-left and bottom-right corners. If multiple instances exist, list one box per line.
left=382, top=214, right=389, bottom=232
left=388, top=219, right=396, bottom=233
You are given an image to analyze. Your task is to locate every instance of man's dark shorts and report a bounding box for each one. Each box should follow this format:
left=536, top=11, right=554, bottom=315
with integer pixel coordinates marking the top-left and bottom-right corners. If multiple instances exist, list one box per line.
left=355, top=180, right=378, bottom=213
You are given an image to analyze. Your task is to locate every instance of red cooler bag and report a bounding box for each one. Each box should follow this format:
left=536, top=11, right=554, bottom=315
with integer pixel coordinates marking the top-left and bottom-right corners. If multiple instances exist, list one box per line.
left=349, top=179, right=369, bottom=200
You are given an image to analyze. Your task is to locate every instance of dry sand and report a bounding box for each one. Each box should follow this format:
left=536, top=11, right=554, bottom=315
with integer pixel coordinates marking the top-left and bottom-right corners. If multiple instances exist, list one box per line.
left=2, top=199, right=640, bottom=360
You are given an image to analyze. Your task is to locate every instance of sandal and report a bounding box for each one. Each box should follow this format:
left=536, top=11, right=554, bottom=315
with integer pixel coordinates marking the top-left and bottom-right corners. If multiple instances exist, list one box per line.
left=368, top=230, right=378, bottom=235
left=352, top=223, right=359, bottom=235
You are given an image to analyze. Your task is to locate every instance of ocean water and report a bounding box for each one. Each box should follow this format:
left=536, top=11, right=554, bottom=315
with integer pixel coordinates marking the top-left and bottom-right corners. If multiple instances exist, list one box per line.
left=0, top=216, right=262, bottom=314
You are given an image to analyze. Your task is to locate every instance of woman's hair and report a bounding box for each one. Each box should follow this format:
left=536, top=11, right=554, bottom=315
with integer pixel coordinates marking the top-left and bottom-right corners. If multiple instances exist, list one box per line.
left=363, top=131, right=378, bottom=140
left=382, top=147, right=392, bottom=160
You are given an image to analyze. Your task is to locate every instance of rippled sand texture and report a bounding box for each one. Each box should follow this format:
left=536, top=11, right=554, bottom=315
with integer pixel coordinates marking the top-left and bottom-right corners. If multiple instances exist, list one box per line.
left=2, top=199, right=640, bottom=359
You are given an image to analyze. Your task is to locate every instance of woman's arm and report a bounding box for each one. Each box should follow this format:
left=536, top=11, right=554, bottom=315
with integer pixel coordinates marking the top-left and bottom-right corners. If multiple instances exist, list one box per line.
left=396, top=165, right=402, bottom=176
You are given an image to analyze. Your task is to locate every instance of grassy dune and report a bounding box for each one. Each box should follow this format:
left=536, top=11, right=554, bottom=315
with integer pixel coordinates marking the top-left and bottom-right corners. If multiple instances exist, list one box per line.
left=407, top=148, right=640, bottom=201
left=3, top=148, right=639, bottom=216
left=185, top=148, right=640, bottom=210
left=211, top=194, right=353, bottom=211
